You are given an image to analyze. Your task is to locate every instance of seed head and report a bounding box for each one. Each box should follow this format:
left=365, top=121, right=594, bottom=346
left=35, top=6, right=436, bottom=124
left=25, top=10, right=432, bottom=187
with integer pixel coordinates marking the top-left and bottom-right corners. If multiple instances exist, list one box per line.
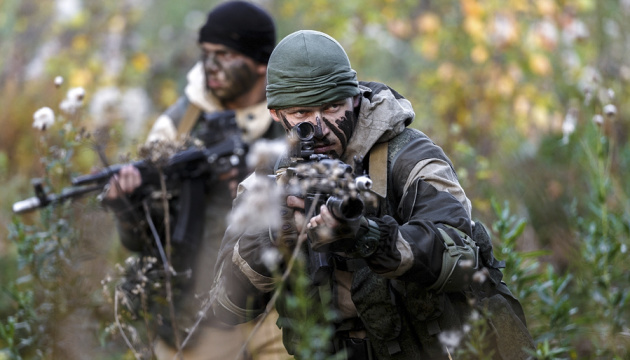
left=54, top=76, right=64, bottom=88
left=603, top=104, right=617, bottom=118
left=32, top=107, right=55, bottom=131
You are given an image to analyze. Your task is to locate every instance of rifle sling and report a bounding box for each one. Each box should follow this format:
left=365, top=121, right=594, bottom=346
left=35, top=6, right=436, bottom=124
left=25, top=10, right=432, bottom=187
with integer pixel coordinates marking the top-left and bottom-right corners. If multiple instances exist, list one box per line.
left=177, top=103, right=202, bottom=139
left=368, top=141, right=388, bottom=198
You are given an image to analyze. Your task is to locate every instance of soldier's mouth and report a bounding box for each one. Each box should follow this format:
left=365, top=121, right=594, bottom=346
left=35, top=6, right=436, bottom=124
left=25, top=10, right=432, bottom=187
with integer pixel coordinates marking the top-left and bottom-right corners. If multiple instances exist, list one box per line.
left=314, top=145, right=333, bottom=153
left=207, top=78, right=223, bottom=89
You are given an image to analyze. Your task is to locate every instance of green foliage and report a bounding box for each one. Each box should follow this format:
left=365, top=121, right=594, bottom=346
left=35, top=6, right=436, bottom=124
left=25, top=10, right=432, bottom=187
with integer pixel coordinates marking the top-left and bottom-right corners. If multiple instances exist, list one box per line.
left=1, top=94, right=122, bottom=358
left=2, top=0, right=630, bottom=358
left=272, top=254, right=343, bottom=360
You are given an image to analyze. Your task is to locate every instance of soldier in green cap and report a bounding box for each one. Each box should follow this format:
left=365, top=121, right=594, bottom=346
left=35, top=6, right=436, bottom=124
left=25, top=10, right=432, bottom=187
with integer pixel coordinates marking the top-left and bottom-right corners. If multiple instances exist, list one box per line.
left=213, top=30, right=534, bottom=359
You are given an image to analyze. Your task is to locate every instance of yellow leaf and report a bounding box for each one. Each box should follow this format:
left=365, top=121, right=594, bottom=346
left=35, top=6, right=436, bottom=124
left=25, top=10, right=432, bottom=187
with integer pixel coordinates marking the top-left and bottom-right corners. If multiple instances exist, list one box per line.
left=420, top=38, right=440, bottom=60
left=72, top=34, right=89, bottom=52
left=461, top=0, right=484, bottom=18
left=69, top=69, right=92, bottom=88
left=437, top=63, right=456, bottom=82
left=109, top=15, right=126, bottom=33
left=464, top=17, right=485, bottom=41
left=131, top=53, right=151, bottom=73
left=496, top=75, right=515, bottom=97
left=514, top=95, right=531, bottom=117
left=415, top=12, right=441, bottom=34
left=472, top=198, right=491, bottom=214
left=529, top=53, right=552, bottom=75
left=471, top=45, right=489, bottom=64
left=531, top=105, right=550, bottom=129
left=575, top=0, right=595, bottom=11
left=535, top=0, right=557, bottom=17
left=159, top=80, right=178, bottom=108
left=387, top=19, right=412, bottom=39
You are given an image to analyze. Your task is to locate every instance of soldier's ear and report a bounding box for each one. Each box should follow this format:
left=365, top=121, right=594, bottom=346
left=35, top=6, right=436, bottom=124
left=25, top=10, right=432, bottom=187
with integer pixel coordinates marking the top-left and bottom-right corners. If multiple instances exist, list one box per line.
left=257, top=63, right=267, bottom=76
left=269, top=109, right=281, bottom=123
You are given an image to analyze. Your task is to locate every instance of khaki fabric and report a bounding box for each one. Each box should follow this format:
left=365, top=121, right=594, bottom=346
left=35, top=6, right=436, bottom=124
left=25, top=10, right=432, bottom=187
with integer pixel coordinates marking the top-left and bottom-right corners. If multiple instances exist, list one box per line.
left=154, top=309, right=292, bottom=360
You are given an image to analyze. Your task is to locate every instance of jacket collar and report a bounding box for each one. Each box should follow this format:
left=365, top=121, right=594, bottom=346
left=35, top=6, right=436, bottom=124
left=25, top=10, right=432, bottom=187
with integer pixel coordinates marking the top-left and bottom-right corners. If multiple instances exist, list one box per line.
left=341, top=83, right=415, bottom=164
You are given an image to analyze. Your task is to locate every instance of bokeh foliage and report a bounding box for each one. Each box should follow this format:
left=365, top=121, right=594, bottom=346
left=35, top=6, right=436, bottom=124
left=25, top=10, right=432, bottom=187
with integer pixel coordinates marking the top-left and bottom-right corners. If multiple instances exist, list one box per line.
left=1, top=0, right=629, bottom=358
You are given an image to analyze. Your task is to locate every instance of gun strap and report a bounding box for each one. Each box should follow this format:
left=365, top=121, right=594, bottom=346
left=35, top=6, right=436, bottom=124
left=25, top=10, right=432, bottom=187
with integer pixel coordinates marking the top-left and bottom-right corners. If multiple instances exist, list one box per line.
left=177, top=103, right=202, bottom=138
left=369, top=141, right=389, bottom=198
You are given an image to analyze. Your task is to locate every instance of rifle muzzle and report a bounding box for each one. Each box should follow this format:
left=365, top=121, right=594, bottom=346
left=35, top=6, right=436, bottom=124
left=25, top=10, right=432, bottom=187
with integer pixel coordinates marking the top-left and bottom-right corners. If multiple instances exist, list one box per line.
left=326, top=196, right=364, bottom=221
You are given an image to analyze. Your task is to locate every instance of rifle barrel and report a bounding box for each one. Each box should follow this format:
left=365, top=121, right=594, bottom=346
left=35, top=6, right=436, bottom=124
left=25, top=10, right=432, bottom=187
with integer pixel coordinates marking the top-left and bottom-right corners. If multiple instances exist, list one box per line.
left=12, top=197, right=43, bottom=214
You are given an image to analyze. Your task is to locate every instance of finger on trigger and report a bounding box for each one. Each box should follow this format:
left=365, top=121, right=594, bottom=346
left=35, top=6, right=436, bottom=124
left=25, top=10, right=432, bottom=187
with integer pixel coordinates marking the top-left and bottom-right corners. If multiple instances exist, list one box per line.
left=286, top=195, right=305, bottom=210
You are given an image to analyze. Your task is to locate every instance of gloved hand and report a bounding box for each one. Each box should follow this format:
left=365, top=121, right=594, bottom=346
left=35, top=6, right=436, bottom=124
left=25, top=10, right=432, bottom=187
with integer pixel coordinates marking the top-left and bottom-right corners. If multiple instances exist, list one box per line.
left=273, top=199, right=301, bottom=249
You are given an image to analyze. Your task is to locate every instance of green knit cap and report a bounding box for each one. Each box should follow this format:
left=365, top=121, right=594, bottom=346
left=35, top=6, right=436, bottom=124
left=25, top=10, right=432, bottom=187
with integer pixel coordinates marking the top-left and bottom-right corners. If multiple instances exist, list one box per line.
left=266, top=30, right=360, bottom=109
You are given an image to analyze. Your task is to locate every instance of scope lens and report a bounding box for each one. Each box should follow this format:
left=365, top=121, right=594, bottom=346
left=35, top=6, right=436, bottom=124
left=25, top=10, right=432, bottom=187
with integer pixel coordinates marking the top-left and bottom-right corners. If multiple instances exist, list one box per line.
left=295, top=122, right=315, bottom=140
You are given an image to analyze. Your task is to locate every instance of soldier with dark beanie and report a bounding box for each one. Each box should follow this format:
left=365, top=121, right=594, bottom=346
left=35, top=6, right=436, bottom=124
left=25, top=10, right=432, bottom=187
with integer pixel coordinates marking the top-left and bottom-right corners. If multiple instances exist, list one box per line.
left=103, top=2, right=289, bottom=359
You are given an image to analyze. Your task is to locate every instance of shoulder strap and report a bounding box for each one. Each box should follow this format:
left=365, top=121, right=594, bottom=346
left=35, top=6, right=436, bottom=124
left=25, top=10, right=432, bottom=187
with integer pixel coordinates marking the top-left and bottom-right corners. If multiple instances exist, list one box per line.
left=368, top=128, right=424, bottom=200
left=368, top=142, right=388, bottom=198
left=176, top=103, right=201, bottom=138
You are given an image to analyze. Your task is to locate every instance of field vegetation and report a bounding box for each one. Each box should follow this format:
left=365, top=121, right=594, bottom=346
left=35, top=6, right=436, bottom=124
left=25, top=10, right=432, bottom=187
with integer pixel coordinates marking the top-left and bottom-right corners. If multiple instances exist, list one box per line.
left=1, top=0, right=628, bottom=358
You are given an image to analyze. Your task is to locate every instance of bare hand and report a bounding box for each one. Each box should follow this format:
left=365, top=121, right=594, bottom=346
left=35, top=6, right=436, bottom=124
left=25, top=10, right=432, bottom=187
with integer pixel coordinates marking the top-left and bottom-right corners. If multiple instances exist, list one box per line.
left=105, top=165, right=142, bottom=199
left=286, top=196, right=340, bottom=234
left=307, top=204, right=340, bottom=230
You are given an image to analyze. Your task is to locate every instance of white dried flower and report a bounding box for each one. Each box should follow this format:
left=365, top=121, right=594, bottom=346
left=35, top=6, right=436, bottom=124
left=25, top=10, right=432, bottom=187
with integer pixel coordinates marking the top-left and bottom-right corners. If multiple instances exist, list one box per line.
left=228, top=175, right=283, bottom=231
left=469, top=310, right=480, bottom=322
left=562, top=18, right=589, bottom=44
left=88, top=86, right=121, bottom=128
left=33, top=107, right=55, bottom=131
left=120, top=87, right=151, bottom=139
left=54, top=76, right=64, bottom=87
left=592, top=114, right=604, bottom=127
left=60, top=87, right=85, bottom=114
left=246, top=138, right=287, bottom=169
left=438, top=330, right=463, bottom=353
left=603, top=104, right=617, bottom=118
left=69, top=86, right=85, bottom=101
left=261, top=247, right=282, bottom=272
left=561, top=109, right=577, bottom=144
left=472, top=270, right=488, bottom=284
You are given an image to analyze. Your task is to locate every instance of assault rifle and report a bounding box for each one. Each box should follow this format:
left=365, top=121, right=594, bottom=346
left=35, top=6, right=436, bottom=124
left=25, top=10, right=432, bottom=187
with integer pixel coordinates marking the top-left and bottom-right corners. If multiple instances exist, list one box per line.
left=12, top=134, right=248, bottom=217
left=284, top=122, right=372, bottom=285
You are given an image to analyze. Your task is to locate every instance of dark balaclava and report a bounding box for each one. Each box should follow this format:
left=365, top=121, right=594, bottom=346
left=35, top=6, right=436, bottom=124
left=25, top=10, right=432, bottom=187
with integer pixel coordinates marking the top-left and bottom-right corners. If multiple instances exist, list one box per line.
left=198, top=1, right=276, bottom=64
left=266, top=30, right=361, bottom=109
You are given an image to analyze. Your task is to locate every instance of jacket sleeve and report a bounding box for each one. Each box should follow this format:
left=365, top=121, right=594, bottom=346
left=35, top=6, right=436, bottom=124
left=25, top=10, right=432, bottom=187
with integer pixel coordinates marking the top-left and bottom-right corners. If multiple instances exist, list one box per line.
left=103, top=96, right=192, bottom=250
left=212, top=174, right=277, bottom=324
left=101, top=195, right=153, bottom=252
left=362, top=134, right=475, bottom=289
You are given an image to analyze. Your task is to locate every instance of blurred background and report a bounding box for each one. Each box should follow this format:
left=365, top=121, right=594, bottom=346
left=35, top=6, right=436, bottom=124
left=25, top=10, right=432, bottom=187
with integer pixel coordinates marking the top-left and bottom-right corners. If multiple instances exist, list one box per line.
left=1, top=0, right=629, bottom=358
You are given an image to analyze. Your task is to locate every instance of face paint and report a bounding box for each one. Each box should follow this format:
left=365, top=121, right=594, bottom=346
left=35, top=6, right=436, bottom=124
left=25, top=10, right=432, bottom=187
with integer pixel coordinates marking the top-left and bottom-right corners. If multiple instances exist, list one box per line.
left=275, top=98, right=357, bottom=159
left=279, top=112, right=293, bottom=131
left=207, top=60, right=258, bottom=102
left=322, top=109, right=357, bottom=153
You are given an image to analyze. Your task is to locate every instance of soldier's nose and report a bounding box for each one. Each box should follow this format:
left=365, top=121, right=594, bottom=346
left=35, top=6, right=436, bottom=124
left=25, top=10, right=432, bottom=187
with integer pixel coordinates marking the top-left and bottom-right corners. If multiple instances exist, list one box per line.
left=313, top=116, right=325, bottom=139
